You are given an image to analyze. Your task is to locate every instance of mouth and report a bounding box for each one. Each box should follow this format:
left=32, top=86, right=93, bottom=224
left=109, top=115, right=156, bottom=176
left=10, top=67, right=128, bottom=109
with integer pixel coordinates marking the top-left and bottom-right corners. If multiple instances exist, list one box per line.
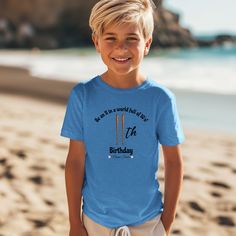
left=112, top=57, right=131, bottom=63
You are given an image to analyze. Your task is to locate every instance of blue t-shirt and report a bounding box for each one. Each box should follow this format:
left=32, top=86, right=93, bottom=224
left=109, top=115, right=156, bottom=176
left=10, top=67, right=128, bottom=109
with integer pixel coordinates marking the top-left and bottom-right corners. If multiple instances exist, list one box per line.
left=60, top=75, right=185, bottom=228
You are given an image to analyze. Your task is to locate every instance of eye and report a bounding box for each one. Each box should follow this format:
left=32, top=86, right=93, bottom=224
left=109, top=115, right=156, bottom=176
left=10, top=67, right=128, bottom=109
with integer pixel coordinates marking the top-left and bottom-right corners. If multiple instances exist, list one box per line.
left=127, top=37, right=138, bottom=42
left=105, top=37, right=116, bottom=41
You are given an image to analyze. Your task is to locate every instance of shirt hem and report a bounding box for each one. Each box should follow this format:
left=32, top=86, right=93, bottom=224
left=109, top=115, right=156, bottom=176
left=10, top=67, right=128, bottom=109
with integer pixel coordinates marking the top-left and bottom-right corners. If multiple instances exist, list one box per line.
left=160, top=136, right=185, bottom=146
left=82, top=209, right=163, bottom=228
left=60, top=129, right=84, bottom=141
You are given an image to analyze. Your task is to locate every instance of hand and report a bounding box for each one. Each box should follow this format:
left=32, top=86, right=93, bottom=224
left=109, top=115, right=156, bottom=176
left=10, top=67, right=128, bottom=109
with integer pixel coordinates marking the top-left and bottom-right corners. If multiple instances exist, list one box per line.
left=69, top=224, right=88, bottom=236
left=81, top=225, right=89, bottom=236
left=161, top=213, right=174, bottom=236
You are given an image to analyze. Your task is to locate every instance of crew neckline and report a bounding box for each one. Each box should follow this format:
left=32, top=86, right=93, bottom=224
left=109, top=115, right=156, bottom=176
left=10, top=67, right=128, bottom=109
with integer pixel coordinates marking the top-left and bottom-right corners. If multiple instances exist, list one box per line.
left=95, top=75, right=150, bottom=93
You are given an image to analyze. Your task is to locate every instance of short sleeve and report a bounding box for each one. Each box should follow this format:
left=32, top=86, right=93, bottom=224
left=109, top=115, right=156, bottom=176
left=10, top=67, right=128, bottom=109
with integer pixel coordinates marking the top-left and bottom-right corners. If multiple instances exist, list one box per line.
left=60, top=84, right=84, bottom=141
left=156, top=92, right=185, bottom=146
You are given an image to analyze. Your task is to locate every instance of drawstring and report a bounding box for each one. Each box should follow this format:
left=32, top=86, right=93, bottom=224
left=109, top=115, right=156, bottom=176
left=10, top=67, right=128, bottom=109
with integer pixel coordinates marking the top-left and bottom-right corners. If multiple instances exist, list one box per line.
left=114, top=225, right=131, bottom=236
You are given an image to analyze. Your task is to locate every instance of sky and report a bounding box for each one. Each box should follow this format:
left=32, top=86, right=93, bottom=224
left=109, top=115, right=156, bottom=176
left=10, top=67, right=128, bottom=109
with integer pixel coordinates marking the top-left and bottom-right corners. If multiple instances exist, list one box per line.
left=164, top=0, right=236, bottom=36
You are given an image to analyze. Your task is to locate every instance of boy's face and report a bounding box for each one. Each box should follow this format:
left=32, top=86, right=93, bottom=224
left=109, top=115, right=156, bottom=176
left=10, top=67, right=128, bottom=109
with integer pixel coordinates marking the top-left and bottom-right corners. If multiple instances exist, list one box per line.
left=92, top=22, right=152, bottom=77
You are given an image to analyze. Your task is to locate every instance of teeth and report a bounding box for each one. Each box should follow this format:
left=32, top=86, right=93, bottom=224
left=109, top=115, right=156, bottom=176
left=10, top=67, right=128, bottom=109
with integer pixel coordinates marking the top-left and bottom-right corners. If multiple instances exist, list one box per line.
left=114, top=58, right=129, bottom=61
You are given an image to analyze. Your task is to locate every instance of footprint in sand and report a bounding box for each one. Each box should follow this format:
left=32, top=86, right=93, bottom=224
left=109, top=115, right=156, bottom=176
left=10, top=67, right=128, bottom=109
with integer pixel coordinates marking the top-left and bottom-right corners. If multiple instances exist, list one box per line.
left=30, top=165, right=47, bottom=171
left=38, top=137, right=51, bottom=144
left=223, top=141, right=235, bottom=149
left=21, top=209, right=29, bottom=213
left=28, top=175, right=53, bottom=186
left=199, top=167, right=214, bottom=174
left=188, top=201, right=205, bottom=213
left=172, top=229, right=181, bottom=234
left=216, top=201, right=236, bottom=213
left=44, top=199, right=55, bottom=206
left=9, top=149, right=27, bottom=159
left=59, top=163, right=65, bottom=170
left=2, top=165, right=15, bottom=179
left=216, top=216, right=235, bottom=227
left=0, top=191, right=6, bottom=198
left=54, top=143, right=68, bottom=149
left=2, top=125, right=13, bottom=132
left=210, top=181, right=231, bottom=190
left=28, top=175, right=43, bottom=185
left=210, top=191, right=222, bottom=198
left=226, top=150, right=234, bottom=158
left=28, top=218, right=49, bottom=228
left=17, top=131, right=32, bottom=137
left=0, top=158, right=7, bottom=165
left=211, top=162, right=230, bottom=168
left=231, top=168, right=236, bottom=174
left=183, top=175, right=197, bottom=181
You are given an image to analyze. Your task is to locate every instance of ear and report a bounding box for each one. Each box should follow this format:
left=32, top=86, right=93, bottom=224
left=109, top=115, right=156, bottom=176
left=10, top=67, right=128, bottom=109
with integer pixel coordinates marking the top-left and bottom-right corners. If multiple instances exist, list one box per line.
left=144, top=36, right=152, bottom=56
left=92, top=34, right=101, bottom=53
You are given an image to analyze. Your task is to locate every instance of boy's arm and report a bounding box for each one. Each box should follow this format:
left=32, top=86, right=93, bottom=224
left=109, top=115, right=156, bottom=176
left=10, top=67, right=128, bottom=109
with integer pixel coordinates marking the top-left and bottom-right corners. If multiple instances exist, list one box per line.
left=65, top=140, right=86, bottom=230
left=161, top=144, right=184, bottom=235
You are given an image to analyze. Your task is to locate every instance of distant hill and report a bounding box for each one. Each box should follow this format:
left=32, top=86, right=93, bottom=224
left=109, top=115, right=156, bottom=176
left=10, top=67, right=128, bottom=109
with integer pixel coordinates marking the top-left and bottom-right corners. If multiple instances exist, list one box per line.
left=1, top=0, right=233, bottom=49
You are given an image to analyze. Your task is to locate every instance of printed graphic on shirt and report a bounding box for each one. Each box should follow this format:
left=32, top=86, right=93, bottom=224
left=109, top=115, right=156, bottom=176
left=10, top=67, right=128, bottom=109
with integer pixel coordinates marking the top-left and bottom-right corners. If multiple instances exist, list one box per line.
left=94, top=106, right=149, bottom=159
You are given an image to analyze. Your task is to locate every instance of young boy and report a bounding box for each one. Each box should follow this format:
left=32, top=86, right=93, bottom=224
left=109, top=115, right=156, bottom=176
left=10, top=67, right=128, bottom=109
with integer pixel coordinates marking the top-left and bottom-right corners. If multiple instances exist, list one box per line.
left=60, top=0, right=185, bottom=235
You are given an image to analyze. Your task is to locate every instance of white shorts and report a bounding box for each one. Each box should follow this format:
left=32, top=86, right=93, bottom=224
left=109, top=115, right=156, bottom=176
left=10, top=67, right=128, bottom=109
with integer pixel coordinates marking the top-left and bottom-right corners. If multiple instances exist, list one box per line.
left=82, top=212, right=167, bottom=236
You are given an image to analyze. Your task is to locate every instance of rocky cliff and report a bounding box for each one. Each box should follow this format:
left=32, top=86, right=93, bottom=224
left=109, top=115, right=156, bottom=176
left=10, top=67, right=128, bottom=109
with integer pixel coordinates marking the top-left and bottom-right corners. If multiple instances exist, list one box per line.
left=0, top=0, right=205, bottom=49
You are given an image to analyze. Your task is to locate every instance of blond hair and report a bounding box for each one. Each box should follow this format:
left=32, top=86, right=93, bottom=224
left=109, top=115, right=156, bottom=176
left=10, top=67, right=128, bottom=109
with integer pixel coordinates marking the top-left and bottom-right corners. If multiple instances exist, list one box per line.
left=89, top=0, right=155, bottom=40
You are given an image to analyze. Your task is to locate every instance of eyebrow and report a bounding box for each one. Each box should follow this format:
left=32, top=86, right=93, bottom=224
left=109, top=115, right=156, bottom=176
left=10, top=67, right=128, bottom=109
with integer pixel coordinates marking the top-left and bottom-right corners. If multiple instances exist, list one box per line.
left=104, top=32, right=139, bottom=36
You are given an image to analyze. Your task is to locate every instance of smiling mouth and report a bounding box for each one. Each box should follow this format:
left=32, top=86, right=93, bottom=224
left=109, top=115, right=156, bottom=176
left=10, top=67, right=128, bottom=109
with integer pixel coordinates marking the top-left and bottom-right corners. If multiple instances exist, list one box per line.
left=112, top=57, right=131, bottom=63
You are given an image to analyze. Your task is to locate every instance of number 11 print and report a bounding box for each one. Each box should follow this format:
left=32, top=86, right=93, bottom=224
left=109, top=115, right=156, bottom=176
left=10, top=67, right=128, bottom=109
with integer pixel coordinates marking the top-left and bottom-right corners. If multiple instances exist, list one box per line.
left=116, top=113, right=125, bottom=145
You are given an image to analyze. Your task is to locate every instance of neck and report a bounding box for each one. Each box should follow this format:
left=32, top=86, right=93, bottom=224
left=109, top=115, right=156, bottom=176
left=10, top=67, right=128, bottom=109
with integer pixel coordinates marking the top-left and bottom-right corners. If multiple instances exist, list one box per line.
left=101, top=70, right=146, bottom=89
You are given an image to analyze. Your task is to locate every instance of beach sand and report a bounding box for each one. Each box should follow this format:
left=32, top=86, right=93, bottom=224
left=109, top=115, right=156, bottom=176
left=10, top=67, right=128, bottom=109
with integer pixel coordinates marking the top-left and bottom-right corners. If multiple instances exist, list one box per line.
left=0, top=66, right=236, bottom=236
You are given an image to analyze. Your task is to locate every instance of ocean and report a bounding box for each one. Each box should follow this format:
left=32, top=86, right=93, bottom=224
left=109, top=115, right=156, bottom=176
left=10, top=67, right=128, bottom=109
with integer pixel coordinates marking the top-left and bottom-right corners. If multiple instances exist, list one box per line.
left=0, top=45, right=236, bottom=134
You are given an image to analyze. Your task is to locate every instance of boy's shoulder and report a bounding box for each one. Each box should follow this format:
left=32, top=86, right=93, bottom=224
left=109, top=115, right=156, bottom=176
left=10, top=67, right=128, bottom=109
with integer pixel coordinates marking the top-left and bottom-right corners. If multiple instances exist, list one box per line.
left=71, top=76, right=97, bottom=91
left=147, top=78, right=176, bottom=101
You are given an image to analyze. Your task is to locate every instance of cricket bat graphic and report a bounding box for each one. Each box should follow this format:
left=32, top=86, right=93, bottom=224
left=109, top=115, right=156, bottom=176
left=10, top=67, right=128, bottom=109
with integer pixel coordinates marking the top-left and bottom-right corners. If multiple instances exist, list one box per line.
left=116, top=113, right=125, bottom=145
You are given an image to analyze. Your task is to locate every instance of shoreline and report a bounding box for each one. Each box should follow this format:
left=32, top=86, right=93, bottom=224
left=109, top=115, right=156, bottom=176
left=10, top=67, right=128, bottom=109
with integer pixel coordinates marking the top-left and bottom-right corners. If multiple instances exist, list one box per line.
left=0, top=65, right=75, bottom=104
left=1, top=65, right=236, bottom=135
left=1, top=64, right=236, bottom=100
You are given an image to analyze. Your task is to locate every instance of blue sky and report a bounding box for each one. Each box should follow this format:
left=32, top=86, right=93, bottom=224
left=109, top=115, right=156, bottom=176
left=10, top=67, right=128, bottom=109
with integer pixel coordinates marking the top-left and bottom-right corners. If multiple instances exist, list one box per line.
left=164, top=0, right=236, bottom=36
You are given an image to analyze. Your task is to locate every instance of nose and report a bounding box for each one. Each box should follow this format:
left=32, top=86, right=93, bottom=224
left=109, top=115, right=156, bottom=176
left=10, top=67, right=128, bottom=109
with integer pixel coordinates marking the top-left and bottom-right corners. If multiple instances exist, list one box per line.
left=115, top=40, right=128, bottom=51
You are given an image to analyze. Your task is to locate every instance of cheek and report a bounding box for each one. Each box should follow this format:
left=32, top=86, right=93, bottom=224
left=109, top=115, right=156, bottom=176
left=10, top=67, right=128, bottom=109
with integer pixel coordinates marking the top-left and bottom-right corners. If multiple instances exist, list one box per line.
left=130, top=42, right=144, bottom=51
left=101, top=43, right=113, bottom=51
left=132, top=45, right=145, bottom=57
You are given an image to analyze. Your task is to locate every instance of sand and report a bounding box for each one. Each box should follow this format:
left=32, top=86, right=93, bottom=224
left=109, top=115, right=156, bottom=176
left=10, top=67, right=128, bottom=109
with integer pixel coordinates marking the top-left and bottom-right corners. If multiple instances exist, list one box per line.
left=0, top=66, right=236, bottom=236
